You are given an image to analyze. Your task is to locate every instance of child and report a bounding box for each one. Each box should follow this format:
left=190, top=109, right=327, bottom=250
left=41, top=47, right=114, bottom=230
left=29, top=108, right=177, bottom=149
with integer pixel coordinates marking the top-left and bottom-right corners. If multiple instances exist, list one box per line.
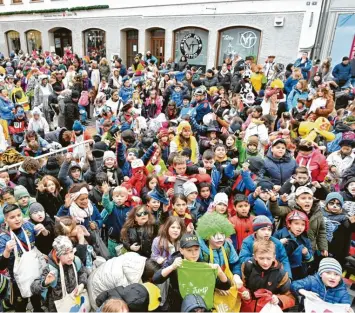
left=101, top=183, right=131, bottom=257
left=196, top=182, right=213, bottom=216
left=8, top=106, right=27, bottom=148
left=248, top=181, right=275, bottom=222
left=157, top=128, right=170, bottom=164
left=270, top=186, right=328, bottom=258
left=183, top=181, right=202, bottom=222
left=229, top=194, right=255, bottom=253
left=274, top=210, right=313, bottom=280
left=16, top=157, right=40, bottom=197
left=97, top=150, right=123, bottom=187
left=237, top=135, right=263, bottom=165
left=178, top=95, right=194, bottom=119
left=146, top=146, right=168, bottom=177
left=241, top=240, right=295, bottom=312
left=31, top=236, right=88, bottom=312
left=225, top=134, right=239, bottom=159
left=238, top=215, right=292, bottom=278
left=291, top=258, right=351, bottom=306
left=128, top=159, right=150, bottom=195
left=14, top=185, right=35, bottom=218
left=208, top=192, right=229, bottom=215
left=146, top=187, right=170, bottom=226
left=28, top=202, right=55, bottom=255
left=172, top=194, right=194, bottom=233
left=141, top=174, right=159, bottom=204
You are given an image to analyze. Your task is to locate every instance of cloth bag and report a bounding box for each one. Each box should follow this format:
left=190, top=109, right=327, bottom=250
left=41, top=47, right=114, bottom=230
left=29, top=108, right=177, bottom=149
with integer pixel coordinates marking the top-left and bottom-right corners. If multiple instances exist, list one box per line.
left=210, top=246, right=241, bottom=313
left=11, top=230, right=44, bottom=298
left=304, top=295, right=350, bottom=313
left=177, top=260, right=217, bottom=309
left=54, top=262, right=91, bottom=312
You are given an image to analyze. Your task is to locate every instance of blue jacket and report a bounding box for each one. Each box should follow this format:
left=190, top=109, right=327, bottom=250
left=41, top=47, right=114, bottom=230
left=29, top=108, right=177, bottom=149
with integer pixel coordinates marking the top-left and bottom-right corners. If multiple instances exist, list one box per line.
left=57, top=203, right=103, bottom=230
left=197, top=196, right=213, bottom=214
left=144, top=55, right=158, bottom=64
left=169, top=85, right=188, bottom=108
left=238, top=234, right=292, bottom=278
left=119, top=65, right=127, bottom=77
left=0, top=96, right=14, bottom=121
left=291, top=274, right=351, bottom=304
left=294, top=58, right=312, bottom=79
left=286, top=88, right=309, bottom=111
left=263, top=148, right=298, bottom=185
left=119, top=86, right=134, bottom=104
left=233, top=170, right=257, bottom=195
left=207, top=163, right=235, bottom=197
left=247, top=194, right=274, bottom=222
left=284, top=77, right=299, bottom=95
left=332, top=63, right=351, bottom=82
left=198, top=237, right=240, bottom=275
left=195, top=100, right=212, bottom=124
left=116, top=142, right=156, bottom=177
left=274, top=227, right=313, bottom=269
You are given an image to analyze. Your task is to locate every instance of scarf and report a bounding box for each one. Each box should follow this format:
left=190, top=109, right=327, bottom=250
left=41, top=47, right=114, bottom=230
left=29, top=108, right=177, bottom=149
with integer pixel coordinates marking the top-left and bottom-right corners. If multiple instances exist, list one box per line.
left=69, top=201, right=94, bottom=224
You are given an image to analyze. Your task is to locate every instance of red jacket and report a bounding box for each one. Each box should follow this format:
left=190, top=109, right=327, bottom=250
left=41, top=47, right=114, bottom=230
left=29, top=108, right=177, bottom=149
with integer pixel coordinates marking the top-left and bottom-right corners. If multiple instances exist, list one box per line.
left=229, top=214, right=254, bottom=252
left=296, top=149, right=328, bottom=182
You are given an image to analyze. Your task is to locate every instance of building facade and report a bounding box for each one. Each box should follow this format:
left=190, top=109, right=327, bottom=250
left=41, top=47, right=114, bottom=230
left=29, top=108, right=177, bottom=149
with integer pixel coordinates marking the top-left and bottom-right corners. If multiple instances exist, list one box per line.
left=0, top=0, right=324, bottom=68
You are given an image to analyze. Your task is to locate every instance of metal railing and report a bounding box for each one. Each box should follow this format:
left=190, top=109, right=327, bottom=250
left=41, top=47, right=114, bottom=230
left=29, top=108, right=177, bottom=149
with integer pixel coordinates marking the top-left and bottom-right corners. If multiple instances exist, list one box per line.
left=0, top=139, right=94, bottom=172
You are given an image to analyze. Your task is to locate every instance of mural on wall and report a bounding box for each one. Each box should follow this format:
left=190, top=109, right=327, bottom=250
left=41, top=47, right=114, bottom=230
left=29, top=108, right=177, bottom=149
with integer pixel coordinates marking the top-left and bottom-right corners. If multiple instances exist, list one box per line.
left=218, top=27, right=261, bottom=65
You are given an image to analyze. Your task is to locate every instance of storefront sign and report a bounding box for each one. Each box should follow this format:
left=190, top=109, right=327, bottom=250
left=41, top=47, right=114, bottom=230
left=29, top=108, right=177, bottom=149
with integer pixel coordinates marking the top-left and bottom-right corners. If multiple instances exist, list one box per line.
left=180, top=33, right=203, bottom=59
left=240, top=31, right=258, bottom=49
left=43, top=11, right=77, bottom=18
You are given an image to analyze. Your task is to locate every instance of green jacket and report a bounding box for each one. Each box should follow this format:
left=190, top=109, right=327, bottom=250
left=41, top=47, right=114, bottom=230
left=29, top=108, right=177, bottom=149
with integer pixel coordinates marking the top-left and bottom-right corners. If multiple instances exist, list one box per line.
left=236, top=139, right=263, bottom=166
left=269, top=200, right=328, bottom=252
left=18, top=197, right=36, bottom=219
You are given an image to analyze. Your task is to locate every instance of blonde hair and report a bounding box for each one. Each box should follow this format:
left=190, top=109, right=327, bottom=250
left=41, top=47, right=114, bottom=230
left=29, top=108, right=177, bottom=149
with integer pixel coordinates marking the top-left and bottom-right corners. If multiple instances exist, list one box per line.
left=113, top=186, right=128, bottom=196
left=101, top=299, right=128, bottom=312
left=253, top=240, right=276, bottom=255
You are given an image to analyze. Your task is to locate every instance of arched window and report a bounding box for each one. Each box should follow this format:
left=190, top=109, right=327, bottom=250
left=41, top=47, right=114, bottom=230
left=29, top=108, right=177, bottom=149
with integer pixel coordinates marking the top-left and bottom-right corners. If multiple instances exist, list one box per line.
left=83, top=29, right=106, bottom=58
left=218, top=27, right=261, bottom=66
left=174, top=27, right=208, bottom=70
left=6, top=31, right=21, bottom=54
left=26, top=30, right=42, bottom=53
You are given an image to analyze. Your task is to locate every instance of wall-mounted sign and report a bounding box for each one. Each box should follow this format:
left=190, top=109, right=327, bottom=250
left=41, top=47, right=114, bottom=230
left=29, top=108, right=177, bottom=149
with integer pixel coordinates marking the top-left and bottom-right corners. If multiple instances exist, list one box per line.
left=180, top=33, right=203, bottom=59
left=240, top=31, right=258, bottom=49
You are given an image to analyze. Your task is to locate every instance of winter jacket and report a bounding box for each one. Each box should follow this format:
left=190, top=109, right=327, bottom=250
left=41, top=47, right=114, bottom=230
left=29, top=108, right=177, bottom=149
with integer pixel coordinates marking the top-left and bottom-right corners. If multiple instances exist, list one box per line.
left=58, top=159, right=97, bottom=191
left=269, top=201, right=328, bottom=252
left=291, top=274, right=351, bottom=304
left=194, top=99, right=212, bottom=124
left=229, top=214, right=254, bottom=252
left=29, top=214, right=55, bottom=255
left=36, top=191, right=64, bottom=220
left=241, top=259, right=295, bottom=312
left=97, top=164, right=123, bottom=187
left=284, top=77, right=299, bottom=95
left=153, top=251, right=231, bottom=312
left=34, top=83, right=53, bottom=107
left=202, top=76, right=218, bottom=90
left=287, top=88, right=309, bottom=111
left=28, top=116, right=49, bottom=136
left=217, top=71, right=232, bottom=91
left=15, top=166, right=38, bottom=197
left=274, top=227, right=313, bottom=278
left=0, top=96, right=14, bottom=121
left=45, top=128, right=71, bottom=147
left=238, top=234, right=292, bottom=278
left=248, top=193, right=274, bottom=222
left=168, top=85, right=189, bottom=108
left=88, top=252, right=147, bottom=310
left=327, top=150, right=355, bottom=177
left=101, top=194, right=130, bottom=241
left=31, top=254, right=87, bottom=312
left=294, top=58, right=312, bottom=79
left=263, top=148, right=298, bottom=186
left=121, top=225, right=157, bottom=258
left=332, top=63, right=351, bottom=82
left=57, top=202, right=103, bottom=230
left=296, top=149, right=329, bottom=182
left=64, top=99, right=79, bottom=130
left=119, top=86, right=134, bottom=104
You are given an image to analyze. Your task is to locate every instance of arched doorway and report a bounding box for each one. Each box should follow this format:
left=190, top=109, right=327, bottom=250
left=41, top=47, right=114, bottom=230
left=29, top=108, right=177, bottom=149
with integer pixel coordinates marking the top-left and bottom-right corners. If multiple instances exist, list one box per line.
left=6, top=30, right=21, bottom=54
left=26, top=30, right=42, bottom=53
left=49, top=28, right=72, bottom=56
left=125, top=29, right=139, bottom=67
left=146, top=28, right=165, bottom=65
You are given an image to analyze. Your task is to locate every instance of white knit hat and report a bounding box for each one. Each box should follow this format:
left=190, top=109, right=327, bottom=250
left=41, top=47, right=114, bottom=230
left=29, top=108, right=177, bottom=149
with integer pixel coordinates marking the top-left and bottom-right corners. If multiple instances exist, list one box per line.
left=214, top=192, right=228, bottom=206
left=103, top=150, right=116, bottom=162
left=183, top=181, right=198, bottom=197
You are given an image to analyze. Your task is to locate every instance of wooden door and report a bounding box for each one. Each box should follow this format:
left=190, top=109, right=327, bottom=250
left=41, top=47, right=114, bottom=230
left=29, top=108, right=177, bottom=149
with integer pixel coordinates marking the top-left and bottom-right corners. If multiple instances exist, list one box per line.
left=151, top=38, right=165, bottom=65
left=126, top=30, right=138, bottom=67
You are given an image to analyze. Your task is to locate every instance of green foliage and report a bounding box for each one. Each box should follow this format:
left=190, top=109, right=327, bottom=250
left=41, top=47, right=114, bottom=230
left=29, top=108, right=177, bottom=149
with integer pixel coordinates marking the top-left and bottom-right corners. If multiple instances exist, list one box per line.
left=0, top=5, right=109, bottom=16
left=196, top=212, right=235, bottom=240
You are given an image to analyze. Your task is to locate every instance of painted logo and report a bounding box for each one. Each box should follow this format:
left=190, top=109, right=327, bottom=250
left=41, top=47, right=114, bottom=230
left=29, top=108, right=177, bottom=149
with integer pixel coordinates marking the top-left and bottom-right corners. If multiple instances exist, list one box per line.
left=180, top=33, right=203, bottom=59
left=240, top=31, right=257, bottom=49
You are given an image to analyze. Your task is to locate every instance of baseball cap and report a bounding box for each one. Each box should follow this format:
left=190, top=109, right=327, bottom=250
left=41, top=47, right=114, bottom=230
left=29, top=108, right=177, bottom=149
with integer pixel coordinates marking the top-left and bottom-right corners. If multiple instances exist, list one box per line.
left=272, top=138, right=287, bottom=147
left=180, top=234, right=200, bottom=248
left=295, top=186, right=314, bottom=197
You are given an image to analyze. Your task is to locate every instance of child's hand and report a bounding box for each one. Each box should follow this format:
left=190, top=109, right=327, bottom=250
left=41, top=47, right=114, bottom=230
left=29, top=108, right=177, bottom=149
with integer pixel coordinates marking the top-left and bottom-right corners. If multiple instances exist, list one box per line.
left=74, top=283, right=84, bottom=296
left=37, top=182, right=46, bottom=193
left=152, top=142, right=158, bottom=148
left=267, top=190, right=277, bottom=202
left=114, top=133, right=121, bottom=143
left=45, top=271, right=56, bottom=286
left=87, top=151, right=94, bottom=161
left=321, top=250, right=328, bottom=257
left=132, top=196, right=141, bottom=203
left=157, top=257, right=167, bottom=265
left=312, top=181, right=321, bottom=188
left=198, top=167, right=206, bottom=175
left=171, top=257, right=182, bottom=270
left=187, top=223, right=194, bottom=233
left=242, top=162, right=249, bottom=171
left=34, top=223, right=46, bottom=235
left=233, top=274, right=243, bottom=288
left=253, top=186, right=262, bottom=198
left=280, top=238, right=288, bottom=245
left=280, top=193, right=288, bottom=203
left=270, top=295, right=279, bottom=305
left=130, top=243, right=141, bottom=252
left=65, top=152, right=73, bottom=163
left=231, top=158, right=238, bottom=165
left=273, top=185, right=281, bottom=192
left=123, top=176, right=130, bottom=182
left=302, top=247, right=309, bottom=255
left=167, top=188, right=174, bottom=197
left=64, top=194, right=73, bottom=208
left=349, top=216, right=355, bottom=224
left=102, top=182, right=110, bottom=194
left=241, top=290, right=251, bottom=300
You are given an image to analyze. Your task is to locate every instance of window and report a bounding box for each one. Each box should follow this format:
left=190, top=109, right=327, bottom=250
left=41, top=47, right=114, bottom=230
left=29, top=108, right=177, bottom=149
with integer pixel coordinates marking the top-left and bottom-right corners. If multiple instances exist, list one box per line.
left=331, top=14, right=355, bottom=62
left=218, top=27, right=261, bottom=66
left=26, top=30, right=42, bottom=53
left=174, top=27, right=208, bottom=70
left=12, top=0, right=23, bottom=3
left=6, top=31, right=21, bottom=54
left=83, top=29, right=106, bottom=58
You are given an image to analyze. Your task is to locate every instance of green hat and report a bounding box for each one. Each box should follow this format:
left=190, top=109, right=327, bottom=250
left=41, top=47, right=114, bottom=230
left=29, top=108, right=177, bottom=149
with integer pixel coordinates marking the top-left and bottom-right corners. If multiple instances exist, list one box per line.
left=196, top=212, right=235, bottom=240
left=14, top=185, right=30, bottom=200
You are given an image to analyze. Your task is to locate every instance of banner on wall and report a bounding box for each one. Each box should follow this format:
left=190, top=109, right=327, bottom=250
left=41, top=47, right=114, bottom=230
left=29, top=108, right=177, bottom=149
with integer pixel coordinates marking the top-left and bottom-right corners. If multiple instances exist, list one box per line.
left=349, top=34, right=355, bottom=59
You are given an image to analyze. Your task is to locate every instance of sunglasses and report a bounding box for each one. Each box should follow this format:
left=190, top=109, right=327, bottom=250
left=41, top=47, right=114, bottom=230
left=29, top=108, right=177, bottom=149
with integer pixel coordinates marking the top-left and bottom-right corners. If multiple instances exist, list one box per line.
left=136, top=211, right=149, bottom=217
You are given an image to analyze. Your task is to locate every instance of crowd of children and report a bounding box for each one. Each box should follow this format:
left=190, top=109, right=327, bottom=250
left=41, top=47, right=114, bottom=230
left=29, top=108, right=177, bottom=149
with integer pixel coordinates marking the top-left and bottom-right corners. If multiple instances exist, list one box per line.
left=0, top=48, right=354, bottom=312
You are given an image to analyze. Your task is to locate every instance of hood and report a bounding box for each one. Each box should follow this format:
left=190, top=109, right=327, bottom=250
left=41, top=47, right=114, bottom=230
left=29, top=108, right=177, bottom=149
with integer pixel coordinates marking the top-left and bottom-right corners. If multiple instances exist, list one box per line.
left=344, top=177, right=355, bottom=189
left=18, top=166, right=28, bottom=175
left=181, top=294, right=208, bottom=312
left=266, top=147, right=292, bottom=163
left=334, top=122, right=351, bottom=133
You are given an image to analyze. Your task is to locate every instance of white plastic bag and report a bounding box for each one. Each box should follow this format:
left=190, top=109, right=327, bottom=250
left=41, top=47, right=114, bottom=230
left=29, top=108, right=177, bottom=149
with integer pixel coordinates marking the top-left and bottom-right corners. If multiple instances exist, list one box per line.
left=259, top=302, right=283, bottom=313
left=304, top=296, right=350, bottom=313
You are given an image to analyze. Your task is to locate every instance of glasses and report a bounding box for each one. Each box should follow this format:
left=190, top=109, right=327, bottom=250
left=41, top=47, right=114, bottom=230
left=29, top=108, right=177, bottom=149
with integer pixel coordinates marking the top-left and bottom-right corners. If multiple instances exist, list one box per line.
left=136, top=211, right=149, bottom=217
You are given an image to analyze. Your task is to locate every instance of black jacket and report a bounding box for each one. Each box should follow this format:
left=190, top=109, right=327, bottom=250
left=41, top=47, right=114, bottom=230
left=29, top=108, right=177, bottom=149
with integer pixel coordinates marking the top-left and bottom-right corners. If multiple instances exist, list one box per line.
left=64, top=99, right=79, bottom=130
left=217, top=71, right=232, bottom=91
left=30, top=214, right=55, bottom=255
left=203, top=76, right=218, bottom=90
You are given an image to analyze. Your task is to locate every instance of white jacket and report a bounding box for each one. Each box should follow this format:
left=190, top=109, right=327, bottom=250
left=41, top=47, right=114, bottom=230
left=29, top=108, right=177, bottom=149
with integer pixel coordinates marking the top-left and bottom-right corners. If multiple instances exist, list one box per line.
left=28, top=117, right=49, bottom=134
left=244, top=122, right=269, bottom=145
left=327, top=150, right=355, bottom=176
left=87, top=252, right=146, bottom=309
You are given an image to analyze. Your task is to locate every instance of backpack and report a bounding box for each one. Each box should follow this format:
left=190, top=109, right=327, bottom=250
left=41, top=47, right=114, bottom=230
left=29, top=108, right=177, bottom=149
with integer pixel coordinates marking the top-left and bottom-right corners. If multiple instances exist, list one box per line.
left=342, top=131, right=355, bottom=141
left=78, top=91, right=89, bottom=106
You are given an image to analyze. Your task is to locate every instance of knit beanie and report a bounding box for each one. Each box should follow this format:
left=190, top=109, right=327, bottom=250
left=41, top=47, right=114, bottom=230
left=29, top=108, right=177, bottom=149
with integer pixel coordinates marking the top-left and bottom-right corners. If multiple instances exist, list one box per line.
left=14, top=185, right=30, bottom=200
left=214, top=193, right=228, bottom=206
left=103, top=150, right=116, bottom=162
left=72, top=120, right=83, bottom=132
left=29, top=202, right=45, bottom=216
left=325, top=192, right=344, bottom=208
left=318, top=257, right=342, bottom=276
left=52, top=236, right=73, bottom=257
left=183, top=181, right=198, bottom=197
left=253, top=215, right=273, bottom=232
